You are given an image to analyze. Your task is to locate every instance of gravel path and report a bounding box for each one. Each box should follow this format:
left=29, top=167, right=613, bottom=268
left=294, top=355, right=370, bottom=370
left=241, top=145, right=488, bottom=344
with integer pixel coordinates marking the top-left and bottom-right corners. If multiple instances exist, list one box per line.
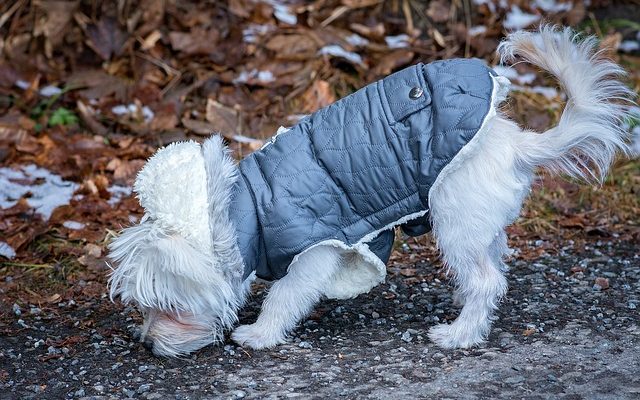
left=1, top=238, right=639, bottom=399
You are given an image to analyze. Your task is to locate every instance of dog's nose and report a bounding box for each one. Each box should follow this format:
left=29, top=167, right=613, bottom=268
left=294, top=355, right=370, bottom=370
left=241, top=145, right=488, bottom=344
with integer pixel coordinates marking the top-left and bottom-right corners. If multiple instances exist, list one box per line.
left=142, top=337, right=154, bottom=351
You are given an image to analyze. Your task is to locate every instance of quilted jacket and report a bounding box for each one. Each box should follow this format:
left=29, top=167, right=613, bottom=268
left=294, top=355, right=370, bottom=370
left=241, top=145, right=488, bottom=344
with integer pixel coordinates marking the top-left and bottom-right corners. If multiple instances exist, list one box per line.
left=229, top=59, right=496, bottom=281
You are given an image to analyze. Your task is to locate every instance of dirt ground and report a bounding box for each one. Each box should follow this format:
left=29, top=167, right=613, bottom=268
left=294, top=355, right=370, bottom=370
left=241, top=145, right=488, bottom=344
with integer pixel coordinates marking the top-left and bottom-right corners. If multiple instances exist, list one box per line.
left=1, top=238, right=639, bottom=399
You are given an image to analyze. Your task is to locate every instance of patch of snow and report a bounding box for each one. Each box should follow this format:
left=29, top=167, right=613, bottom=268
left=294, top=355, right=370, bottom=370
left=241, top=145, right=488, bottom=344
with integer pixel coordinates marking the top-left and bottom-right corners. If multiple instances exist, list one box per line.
left=233, top=69, right=276, bottom=84
left=0, top=242, right=16, bottom=259
left=619, top=41, right=640, bottom=53
left=257, top=71, right=275, bottom=82
left=39, top=85, right=62, bottom=97
left=493, top=66, right=536, bottom=85
left=468, top=26, right=487, bottom=37
left=111, top=104, right=154, bottom=123
left=107, top=185, right=132, bottom=206
left=242, top=24, right=273, bottom=43
left=15, top=79, right=29, bottom=90
left=503, top=6, right=540, bottom=31
left=231, top=134, right=264, bottom=145
left=346, top=33, right=369, bottom=47
left=264, top=0, right=297, bottom=25
left=532, top=0, right=571, bottom=12
left=385, top=34, right=411, bottom=49
left=63, top=221, right=85, bottom=230
left=0, top=164, right=79, bottom=220
left=318, top=45, right=363, bottom=65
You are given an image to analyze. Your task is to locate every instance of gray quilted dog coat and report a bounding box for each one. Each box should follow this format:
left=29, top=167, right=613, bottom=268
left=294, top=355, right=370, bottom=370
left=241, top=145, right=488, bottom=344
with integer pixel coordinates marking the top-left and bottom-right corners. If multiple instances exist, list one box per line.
left=230, top=59, right=497, bottom=284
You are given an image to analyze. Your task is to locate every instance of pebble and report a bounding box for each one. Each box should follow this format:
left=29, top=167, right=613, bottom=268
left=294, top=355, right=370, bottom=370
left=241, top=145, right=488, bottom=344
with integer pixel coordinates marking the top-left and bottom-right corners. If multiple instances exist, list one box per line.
left=593, top=277, right=610, bottom=291
left=137, top=383, right=152, bottom=394
left=504, top=375, right=525, bottom=384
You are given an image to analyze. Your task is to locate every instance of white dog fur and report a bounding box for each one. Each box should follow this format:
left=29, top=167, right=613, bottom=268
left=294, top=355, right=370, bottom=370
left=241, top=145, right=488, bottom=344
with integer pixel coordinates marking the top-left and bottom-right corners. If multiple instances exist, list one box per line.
left=108, top=26, right=633, bottom=357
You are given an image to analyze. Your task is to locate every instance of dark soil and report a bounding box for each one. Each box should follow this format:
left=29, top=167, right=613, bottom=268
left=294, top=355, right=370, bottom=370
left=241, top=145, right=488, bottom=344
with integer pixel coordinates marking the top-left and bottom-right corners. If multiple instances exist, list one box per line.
left=2, top=238, right=638, bottom=399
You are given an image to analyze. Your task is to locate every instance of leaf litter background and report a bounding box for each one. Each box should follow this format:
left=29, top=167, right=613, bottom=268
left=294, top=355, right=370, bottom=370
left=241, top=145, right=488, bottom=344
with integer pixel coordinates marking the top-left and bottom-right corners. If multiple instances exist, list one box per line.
left=0, top=0, right=639, bottom=368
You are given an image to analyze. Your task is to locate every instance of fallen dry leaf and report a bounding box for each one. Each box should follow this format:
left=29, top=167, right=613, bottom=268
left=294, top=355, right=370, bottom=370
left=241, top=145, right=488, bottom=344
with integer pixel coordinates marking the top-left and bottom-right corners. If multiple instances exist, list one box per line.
left=206, top=99, right=239, bottom=136
left=84, top=17, right=129, bottom=61
left=169, top=27, right=220, bottom=55
left=301, top=80, right=336, bottom=113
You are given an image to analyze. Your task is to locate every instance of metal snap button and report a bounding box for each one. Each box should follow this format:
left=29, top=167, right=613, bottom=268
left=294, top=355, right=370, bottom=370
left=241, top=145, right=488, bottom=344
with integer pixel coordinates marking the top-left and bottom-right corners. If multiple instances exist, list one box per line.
left=409, top=87, right=423, bottom=99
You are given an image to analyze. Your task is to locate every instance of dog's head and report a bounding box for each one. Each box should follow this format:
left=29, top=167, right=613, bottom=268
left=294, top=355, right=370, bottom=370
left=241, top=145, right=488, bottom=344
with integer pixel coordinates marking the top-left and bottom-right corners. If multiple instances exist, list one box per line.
left=108, top=136, right=246, bottom=357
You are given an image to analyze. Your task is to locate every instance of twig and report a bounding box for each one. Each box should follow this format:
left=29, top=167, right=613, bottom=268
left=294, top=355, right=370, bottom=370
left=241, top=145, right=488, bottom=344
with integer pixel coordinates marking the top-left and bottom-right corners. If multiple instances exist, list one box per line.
left=588, top=12, right=603, bottom=38
left=402, top=0, right=414, bottom=35
left=0, top=0, right=25, bottom=30
left=320, top=6, right=349, bottom=27
left=1, top=262, right=53, bottom=269
left=462, top=0, right=472, bottom=58
left=135, top=52, right=182, bottom=97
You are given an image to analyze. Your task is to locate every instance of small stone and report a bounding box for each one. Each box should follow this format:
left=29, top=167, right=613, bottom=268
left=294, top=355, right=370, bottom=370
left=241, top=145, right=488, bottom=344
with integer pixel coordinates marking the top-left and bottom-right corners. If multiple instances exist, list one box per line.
left=137, top=383, right=152, bottom=394
left=629, top=303, right=636, bottom=310
left=298, top=341, right=312, bottom=349
left=74, top=388, right=85, bottom=397
left=12, top=303, right=21, bottom=316
left=593, top=277, right=610, bottom=290
left=504, top=375, right=525, bottom=384
left=138, top=365, right=149, bottom=373
left=93, top=384, right=105, bottom=393
left=371, top=311, right=380, bottom=319
left=122, top=388, right=135, bottom=397
left=401, top=331, right=412, bottom=343
left=232, top=390, right=247, bottom=398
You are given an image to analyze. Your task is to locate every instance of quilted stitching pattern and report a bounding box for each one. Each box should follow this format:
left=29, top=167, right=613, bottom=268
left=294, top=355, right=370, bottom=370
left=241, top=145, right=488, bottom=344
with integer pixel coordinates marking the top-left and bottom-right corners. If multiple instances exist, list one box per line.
left=229, top=59, right=494, bottom=280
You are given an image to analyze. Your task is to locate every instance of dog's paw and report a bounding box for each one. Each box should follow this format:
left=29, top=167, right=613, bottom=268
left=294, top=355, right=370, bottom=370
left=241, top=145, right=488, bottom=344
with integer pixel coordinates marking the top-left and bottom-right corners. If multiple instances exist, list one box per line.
left=231, top=324, right=286, bottom=350
left=428, top=323, right=485, bottom=349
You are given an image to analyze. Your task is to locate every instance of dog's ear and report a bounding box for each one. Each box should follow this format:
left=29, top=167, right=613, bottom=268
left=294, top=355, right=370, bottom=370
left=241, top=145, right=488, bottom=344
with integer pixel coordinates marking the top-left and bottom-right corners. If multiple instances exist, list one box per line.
left=107, top=221, right=232, bottom=313
left=201, top=135, right=244, bottom=281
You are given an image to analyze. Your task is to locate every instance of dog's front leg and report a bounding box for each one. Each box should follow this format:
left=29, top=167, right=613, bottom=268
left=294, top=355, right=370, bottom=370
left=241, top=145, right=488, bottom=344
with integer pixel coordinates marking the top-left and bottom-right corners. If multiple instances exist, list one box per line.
left=232, top=245, right=342, bottom=349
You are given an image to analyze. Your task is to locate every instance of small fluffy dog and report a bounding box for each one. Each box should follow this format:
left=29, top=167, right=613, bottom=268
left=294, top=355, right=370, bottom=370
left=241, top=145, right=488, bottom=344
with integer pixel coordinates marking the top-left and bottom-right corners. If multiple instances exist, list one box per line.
left=108, top=27, right=634, bottom=357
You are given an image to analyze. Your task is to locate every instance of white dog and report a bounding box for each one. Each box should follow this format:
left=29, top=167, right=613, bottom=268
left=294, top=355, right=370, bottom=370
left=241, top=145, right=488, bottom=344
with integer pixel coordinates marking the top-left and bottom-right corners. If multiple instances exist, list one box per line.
left=108, top=26, right=633, bottom=357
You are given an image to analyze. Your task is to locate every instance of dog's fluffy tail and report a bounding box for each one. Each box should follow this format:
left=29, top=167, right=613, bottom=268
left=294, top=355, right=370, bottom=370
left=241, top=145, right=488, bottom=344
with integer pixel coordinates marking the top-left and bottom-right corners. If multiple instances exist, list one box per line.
left=498, top=25, right=635, bottom=183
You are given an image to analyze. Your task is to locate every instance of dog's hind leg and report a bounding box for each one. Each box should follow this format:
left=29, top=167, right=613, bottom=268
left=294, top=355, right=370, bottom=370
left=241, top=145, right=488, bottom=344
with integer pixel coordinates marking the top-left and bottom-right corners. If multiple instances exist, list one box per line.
left=231, top=245, right=342, bottom=349
left=428, top=231, right=509, bottom=348
left=426, top=119, right=533, bottom=348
